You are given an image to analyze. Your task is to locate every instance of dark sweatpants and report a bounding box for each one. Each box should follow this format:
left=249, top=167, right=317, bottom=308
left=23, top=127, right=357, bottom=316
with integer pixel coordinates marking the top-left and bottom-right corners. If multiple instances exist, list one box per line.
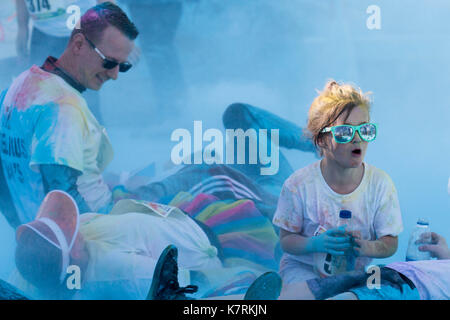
left=307, top=267, right=416, bottom=300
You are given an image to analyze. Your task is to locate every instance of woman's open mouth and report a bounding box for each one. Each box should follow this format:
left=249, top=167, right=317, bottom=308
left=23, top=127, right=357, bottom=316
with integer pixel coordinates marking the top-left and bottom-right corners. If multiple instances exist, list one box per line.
left=351, top=148, right=362, bottom=157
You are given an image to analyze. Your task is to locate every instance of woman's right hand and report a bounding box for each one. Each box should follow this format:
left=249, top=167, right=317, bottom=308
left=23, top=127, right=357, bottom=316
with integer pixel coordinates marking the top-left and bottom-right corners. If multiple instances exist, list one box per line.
left=306, top=226, right=353, bottom=255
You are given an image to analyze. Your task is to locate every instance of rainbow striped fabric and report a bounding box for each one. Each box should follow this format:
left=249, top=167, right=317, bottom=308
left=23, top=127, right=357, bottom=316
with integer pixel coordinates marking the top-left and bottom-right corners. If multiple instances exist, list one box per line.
left=169, top=192, right=279, bottom=272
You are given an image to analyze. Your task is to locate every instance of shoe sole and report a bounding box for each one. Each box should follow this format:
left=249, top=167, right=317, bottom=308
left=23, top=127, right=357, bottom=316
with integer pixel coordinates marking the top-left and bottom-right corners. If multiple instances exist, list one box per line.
left=243, top=271, right=282, bottom=300
left=146, top=245, right=178, bottom=300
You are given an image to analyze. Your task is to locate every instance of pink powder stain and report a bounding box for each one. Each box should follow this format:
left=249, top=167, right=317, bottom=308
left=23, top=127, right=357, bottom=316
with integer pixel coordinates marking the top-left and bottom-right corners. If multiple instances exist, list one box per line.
left=319, top=209, right=329, bottom=227
left=14, top=66, right=52, bottom=111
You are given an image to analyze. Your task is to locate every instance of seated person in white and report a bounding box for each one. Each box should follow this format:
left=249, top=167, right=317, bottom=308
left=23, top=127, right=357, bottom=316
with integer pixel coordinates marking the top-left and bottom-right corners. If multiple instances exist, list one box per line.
left=11, top=190, right=269, bottom=300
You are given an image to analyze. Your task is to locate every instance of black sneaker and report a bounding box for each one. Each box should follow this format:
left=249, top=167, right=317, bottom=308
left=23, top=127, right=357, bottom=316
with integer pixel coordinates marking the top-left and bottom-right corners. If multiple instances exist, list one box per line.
left=0, top=279, right=29, bottom=300
left=243, top=272, right=282, bottom=300
left=147, top=245, right=198, bottom=300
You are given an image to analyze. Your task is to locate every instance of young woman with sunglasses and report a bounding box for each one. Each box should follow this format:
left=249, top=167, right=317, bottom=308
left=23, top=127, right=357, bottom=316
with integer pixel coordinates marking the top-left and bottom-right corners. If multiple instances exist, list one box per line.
left=272, top=80, right=403, bottom=284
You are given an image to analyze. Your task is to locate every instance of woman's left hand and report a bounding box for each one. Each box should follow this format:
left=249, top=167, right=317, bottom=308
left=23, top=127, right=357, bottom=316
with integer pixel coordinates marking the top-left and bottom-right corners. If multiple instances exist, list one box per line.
left=348, top=231, right=367, bottom=256
left=349, top=234, right=398, bottom=258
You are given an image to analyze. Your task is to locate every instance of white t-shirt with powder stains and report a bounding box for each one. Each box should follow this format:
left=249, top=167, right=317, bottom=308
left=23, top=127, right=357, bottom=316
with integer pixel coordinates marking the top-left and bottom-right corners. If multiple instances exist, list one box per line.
left=0, top=65, right=113, bottom=224
left=273, top=160, right=403, bottom=280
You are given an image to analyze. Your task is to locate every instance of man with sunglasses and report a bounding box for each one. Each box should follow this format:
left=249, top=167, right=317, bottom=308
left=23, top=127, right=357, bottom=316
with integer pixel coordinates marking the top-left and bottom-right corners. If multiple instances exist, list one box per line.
left=0, top=2, right=139, bottom=226
left=13, top=0, right=116, bottom=123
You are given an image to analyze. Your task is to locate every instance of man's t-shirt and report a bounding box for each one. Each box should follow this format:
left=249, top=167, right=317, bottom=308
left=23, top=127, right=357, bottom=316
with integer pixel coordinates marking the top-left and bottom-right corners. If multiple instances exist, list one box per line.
left=387, top=260, right=450, bottom=300
left=26, top=0, right=96, bottom=38
left=0, top=65, right=112, bottom=224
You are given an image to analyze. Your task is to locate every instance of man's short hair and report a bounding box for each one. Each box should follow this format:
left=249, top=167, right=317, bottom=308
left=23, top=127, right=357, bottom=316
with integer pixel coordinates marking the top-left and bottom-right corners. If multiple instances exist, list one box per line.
left=71, top=1, right=139, bottom=44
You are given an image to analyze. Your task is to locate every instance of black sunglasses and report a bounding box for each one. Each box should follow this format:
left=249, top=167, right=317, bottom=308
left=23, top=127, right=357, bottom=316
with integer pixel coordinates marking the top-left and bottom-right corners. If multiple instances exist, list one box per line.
left=84, top=35, right=132, bottom=73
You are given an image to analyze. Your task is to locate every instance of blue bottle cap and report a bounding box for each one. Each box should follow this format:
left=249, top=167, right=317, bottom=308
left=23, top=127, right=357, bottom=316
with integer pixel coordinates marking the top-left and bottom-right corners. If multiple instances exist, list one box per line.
left=417, top=218, right=429, bottom=226
left=339, top=210, right=352, bottom=219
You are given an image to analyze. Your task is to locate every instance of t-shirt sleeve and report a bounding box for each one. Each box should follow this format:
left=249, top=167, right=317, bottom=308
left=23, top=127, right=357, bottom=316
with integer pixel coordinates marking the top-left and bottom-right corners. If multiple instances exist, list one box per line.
left=373, top=173, right=404, bottom=238
left=272, top=179, right=303, bottom=233
left=30, top=103, right=85, bottom=173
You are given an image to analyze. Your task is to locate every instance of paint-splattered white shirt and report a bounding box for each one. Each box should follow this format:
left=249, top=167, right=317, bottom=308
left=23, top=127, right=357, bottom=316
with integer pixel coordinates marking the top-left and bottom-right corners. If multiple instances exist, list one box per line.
left=0, top=66, right=113, bottom=224
left=273, top=160, right=403, bottom=279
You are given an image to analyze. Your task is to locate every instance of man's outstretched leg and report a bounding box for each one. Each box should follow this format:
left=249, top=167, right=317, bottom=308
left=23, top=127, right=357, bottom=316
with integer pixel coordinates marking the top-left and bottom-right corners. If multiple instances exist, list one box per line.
left=222, top=103, right=316, bottom=153
left=222, top=103, right=317, bottom=193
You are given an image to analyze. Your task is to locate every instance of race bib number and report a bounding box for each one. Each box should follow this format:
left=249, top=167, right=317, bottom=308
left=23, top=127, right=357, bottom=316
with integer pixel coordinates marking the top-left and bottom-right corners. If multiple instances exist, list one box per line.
left=26, top=0, right=66, bottom=19
left=26, top=0, right=53, bottom=13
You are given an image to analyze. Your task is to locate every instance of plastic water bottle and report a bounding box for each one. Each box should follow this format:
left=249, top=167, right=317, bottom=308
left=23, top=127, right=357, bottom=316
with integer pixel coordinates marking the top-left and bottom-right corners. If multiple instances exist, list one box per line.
left=331, top=210, right=356, bottom=275
left=405, top=218, right=432, bottom=261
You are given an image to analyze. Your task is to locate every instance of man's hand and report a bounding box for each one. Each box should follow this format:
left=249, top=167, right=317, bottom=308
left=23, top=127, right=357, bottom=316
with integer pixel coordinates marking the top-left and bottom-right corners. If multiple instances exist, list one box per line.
left=418, top=232, right=450, bottom=260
